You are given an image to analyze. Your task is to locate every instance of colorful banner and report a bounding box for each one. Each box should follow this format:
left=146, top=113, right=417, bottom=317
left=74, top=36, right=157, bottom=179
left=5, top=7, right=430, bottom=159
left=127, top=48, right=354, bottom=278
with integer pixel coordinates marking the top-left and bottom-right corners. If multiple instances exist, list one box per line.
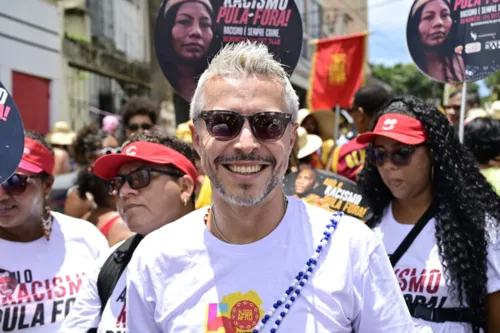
left=307, top=32, right=367, bottom=110
left=407, top=0, right=500, bottom=83
left=283, top=169, right=373, bottom=222
left=155, top=0, right=303, bottom=102
left=0, top=82, right=24, bottom=183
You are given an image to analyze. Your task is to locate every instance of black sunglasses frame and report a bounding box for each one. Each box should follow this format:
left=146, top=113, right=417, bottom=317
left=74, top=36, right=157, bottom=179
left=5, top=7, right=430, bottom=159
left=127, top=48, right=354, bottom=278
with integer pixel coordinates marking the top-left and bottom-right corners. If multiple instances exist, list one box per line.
left=127, top=123, right=153, bottom=131
left=195, top=110, right=294, bottom=142
left=99, top=147, right=122, bottom=155
left=366, top=143, right=425, bottom=167
left=1, top=174, right=40, bottom=196
left=108, top=167, right=184, bottom=195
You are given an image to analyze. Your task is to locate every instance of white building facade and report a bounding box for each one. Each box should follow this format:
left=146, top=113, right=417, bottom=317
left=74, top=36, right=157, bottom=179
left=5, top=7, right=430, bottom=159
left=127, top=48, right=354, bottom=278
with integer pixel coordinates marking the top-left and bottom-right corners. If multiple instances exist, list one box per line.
left=0, top=0, right=64, bottom=134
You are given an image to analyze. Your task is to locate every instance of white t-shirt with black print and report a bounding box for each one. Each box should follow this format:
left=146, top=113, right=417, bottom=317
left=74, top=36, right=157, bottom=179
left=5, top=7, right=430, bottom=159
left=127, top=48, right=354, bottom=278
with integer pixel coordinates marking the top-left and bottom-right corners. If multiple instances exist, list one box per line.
left=373, top=202, right=500, bottom=333
left=0, top=212, right=108, bottom=333
left=126, top=196, right=415, bottom=333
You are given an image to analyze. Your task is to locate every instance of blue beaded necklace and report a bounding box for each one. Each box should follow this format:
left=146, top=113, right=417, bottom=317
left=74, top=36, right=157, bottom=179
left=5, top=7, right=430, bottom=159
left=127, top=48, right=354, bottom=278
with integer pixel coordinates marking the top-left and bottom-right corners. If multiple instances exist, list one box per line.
left=252, top=211, right=343, bottom=333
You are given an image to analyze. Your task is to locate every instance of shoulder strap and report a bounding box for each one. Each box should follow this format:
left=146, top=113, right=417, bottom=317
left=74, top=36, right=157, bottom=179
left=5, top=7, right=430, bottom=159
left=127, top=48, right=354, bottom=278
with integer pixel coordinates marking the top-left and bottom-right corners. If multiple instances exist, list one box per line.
left=390, top=204, right=435, bottom=267
left=96, top=234, right=144, bottom=315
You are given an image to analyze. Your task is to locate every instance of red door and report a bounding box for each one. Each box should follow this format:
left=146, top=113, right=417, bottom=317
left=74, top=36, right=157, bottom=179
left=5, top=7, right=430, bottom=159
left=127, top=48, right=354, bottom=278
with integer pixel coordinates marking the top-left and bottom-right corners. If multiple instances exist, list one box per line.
left=12, top=71, right=51, bottom=134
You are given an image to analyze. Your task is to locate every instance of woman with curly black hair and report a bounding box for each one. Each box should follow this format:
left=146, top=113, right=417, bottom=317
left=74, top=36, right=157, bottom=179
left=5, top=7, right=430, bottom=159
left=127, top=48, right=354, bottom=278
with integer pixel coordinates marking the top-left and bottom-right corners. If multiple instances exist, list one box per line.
left=356, top=96, right=500, bottom=332
left=74, top=166, right=133, bottom=246
left=63, top=124, right=120, bottom=220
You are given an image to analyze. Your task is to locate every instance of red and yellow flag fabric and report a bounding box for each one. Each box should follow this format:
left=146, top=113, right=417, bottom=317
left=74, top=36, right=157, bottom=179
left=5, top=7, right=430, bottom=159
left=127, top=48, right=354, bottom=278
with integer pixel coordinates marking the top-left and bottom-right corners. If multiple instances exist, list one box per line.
left=307, top=32, right=367, bottom=110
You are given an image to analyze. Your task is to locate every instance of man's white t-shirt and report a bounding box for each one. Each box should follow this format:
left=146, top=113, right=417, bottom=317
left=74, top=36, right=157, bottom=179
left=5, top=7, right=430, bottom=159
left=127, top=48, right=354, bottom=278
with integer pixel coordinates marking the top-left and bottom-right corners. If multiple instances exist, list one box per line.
left=58, top=240, right=129, bottom=333
left=126, top=197, right=415, bottom=333
left=372, top=202, right=500, bottom=333
left=0, top=212, right=108, bottom=333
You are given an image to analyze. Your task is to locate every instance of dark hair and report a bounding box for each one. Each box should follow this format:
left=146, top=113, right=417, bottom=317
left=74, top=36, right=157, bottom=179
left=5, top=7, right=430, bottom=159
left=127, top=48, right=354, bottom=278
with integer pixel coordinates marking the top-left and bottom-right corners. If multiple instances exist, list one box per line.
left=121, top=96, right=158, bottom=128
left=123, top=131, right=197, bottom=203
left=156, top=0, right=219, bottom=91
left=352, top=85, right=394, bottom=117
left=467, top=92, right=481, bottom=108
left=407, top=0, right=463, bottom=83
left=72, top=124, right=110, bottom=166
left=464, top=117, right=500, bottom=164
left=358, top=95, right=500, bottom=331
left=76, top=166, right=111, bottom=207
left=449, top=90, right=461, bottom=100
left=25, top=131, right=53, bottom=181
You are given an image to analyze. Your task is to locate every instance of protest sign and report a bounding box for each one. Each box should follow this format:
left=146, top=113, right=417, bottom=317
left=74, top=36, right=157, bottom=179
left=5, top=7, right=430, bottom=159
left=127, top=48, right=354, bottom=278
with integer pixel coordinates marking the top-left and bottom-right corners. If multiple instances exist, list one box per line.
left=406, top=0, right=500, bottom=83
left=155, top=0, right=303, bottom=102
left=283, top=169, right=373, bottom=222
left=0, top=82, right=24, bottom=183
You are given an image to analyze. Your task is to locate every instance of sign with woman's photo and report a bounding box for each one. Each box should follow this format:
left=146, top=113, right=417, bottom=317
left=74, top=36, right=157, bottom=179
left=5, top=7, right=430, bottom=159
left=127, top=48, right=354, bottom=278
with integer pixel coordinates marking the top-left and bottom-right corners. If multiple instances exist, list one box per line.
left=406, top=0, right=500, bottom=83
left=155, top=0, right=303, bottom=102
left=0, top=82, right=24, bottom=183
left=283, top=169, right=373, bottom=222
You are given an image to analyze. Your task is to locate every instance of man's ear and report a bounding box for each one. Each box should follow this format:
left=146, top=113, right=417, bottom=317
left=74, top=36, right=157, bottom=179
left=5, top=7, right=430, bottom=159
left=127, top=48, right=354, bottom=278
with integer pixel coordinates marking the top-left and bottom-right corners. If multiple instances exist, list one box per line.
left=190, top=122, right=201, bottom=157
left=290, top=122, right=299, bottom=148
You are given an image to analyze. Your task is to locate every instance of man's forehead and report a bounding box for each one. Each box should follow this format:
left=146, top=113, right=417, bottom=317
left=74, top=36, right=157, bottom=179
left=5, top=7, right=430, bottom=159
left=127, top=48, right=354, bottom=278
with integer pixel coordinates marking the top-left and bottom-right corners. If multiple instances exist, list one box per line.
left=202, top=75, right=284, bottom=112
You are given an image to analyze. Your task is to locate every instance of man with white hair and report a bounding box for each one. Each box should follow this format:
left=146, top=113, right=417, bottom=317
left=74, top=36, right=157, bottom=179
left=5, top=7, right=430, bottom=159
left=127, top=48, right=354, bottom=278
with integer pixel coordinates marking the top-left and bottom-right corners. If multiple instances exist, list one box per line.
left=126, top=41, right=414, bottom=333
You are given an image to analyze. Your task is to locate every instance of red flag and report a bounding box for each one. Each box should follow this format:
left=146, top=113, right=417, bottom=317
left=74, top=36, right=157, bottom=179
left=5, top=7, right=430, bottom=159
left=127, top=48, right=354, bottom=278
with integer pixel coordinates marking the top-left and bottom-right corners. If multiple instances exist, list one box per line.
left=307, top=32, right=367, bottom=110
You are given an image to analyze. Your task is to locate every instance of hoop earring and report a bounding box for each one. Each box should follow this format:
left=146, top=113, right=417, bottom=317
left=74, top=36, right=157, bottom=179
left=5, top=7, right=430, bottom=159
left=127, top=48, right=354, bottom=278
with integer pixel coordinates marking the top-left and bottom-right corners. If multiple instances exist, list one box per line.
left=41, top=206, right=54, bottom=241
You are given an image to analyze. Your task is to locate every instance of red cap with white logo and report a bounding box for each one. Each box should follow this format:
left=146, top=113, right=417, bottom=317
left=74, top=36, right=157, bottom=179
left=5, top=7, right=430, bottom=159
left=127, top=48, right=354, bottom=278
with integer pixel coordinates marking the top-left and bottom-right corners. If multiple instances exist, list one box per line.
left=92, top=141, right=197, bottom=183
left=356, top=114, right=427, bottom=145
left=18, top=138, right=55, bottom=175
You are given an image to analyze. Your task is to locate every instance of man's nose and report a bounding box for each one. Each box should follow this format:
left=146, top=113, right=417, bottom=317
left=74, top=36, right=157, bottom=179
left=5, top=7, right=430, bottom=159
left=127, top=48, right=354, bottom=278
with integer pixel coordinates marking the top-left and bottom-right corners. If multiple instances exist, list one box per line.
left=234, top=122, right=259, bottom=154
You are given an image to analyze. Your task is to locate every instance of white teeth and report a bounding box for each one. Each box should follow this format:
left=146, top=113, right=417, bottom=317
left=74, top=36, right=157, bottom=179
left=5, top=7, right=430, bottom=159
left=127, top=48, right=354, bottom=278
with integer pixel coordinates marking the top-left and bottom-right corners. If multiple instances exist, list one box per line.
left=0, top=205, right=14, bottom=210
left=228, top=165, right=263, bottom=174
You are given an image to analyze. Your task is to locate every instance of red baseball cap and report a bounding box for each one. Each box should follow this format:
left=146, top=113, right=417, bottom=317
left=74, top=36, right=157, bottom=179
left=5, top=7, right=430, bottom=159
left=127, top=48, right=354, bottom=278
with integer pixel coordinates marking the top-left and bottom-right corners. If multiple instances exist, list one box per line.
left=93, top=141, right=198, bottom=183
left=18, top=138, right=55, bottom=175
left=356, top=114, right=427, bottom=145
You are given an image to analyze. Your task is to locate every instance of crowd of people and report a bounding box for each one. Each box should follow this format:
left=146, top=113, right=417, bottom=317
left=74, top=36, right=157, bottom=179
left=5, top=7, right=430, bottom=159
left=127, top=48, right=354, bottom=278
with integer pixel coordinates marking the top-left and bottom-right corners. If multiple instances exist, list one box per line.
left=0, top=40, right=499, bottom=333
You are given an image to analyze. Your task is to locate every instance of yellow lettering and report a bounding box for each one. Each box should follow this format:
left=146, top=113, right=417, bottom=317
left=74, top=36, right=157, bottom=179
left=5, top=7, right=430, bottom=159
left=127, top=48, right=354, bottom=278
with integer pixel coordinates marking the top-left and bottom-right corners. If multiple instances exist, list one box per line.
left=238, top=309, right=253, bottom=321
left=328, top=53, right=347, bottom=85
left=346, top=154, right=354, bottom=169
left=323, top=179, right=338, bottom=187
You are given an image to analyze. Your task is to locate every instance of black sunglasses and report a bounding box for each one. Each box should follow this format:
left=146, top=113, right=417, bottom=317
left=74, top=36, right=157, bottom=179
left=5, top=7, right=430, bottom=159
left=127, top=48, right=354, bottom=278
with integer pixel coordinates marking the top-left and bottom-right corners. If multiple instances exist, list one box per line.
left=108, top=168, right=184, bottom=195
left=195, top=110, right=293, bottom=142
left=99, top=147, right=122, bottom=155
left=1, top=174, right=39, bottom=196
left=366, top=144, right=424, bottom=167
left=128, top=123, right=152, bottom=131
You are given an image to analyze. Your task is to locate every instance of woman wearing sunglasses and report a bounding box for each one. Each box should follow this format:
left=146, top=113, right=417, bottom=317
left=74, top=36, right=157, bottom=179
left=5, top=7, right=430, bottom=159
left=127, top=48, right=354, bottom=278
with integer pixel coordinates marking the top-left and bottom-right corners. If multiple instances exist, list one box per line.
left=0, top=131, right=108, bottom=333
left=357, top=96, right=500, bottom=333
left=59, top=132, right=196, bottom=333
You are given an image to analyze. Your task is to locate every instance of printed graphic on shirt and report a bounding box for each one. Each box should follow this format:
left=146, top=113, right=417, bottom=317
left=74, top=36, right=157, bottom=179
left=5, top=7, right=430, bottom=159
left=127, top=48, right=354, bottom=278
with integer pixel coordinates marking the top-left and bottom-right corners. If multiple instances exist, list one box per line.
left=0, top=269, right=18, bottom=297
left=205, top=291, right=265, bottom=333
left=394, top=267, right=448, bottom=310
left=113, top=287, right=127, bottom=332
left=0, top=268, right=86, bottom=331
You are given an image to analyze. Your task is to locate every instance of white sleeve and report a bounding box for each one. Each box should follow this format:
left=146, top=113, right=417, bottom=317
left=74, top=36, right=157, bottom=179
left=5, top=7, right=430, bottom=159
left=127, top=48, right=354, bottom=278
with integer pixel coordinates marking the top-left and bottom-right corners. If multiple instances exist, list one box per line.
left=58, top=260, right=101, bottom=332
left=353, top=242, right=416, bottom=333
left=126, top=250, right=161, bottom=333
left=487, top=238, right=500, bottom=293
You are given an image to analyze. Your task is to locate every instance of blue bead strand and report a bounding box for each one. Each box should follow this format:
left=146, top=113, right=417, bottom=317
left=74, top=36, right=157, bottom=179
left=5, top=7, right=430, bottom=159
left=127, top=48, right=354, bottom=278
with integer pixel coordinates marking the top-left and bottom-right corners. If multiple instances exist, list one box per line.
left=252, top=211, right=343, bottom=333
